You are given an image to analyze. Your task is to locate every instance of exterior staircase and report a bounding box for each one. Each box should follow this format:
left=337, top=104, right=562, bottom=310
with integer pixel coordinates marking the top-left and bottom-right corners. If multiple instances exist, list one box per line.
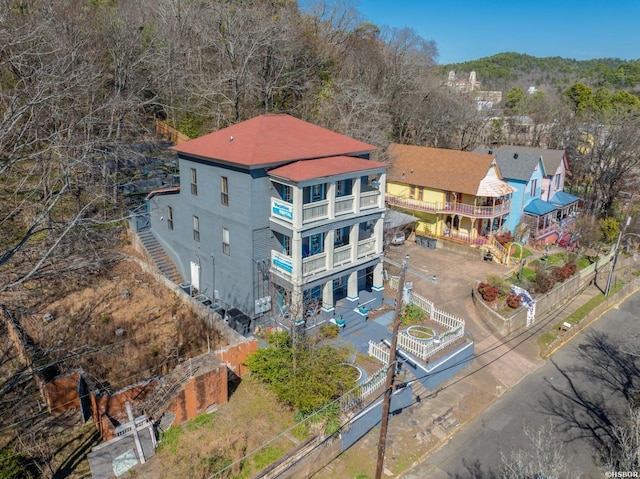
left=137, top=228, right=184, bottom=284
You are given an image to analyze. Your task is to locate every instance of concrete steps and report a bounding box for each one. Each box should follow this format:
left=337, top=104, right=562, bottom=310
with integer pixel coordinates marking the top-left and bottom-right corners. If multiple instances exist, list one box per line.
left=137, top=229, right=184, bottom=284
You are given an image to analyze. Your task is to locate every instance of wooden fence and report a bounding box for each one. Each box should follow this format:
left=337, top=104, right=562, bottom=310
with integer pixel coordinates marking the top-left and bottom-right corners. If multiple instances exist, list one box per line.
left=153, top=119, right=190, bottom=145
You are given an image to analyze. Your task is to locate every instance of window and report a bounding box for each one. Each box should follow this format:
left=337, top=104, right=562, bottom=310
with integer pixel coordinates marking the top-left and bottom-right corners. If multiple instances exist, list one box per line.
left=312, top=184, right=324, bottom=202
left=167, top=206, right=173, bottom=230
left=193, top=216, right=200, bottom=242
left=554, top=174, right=561, bottom=190
left=222, top=227, right=230, bottom=255
left=282, top=184, right=292, bottom=203
left=190, top=168, right=198, bottom=195
left=530, top=179, right=538, bottom=196
left=336, top=180, right=345, bottom=197
left=282, top=235, right=291, bottom=255
left=221, top=176, right=228, bottom=205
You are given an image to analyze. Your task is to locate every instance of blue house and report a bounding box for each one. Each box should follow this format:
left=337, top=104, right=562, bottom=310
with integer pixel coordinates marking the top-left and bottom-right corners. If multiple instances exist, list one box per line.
left=475, top=147, right=565, bottom=244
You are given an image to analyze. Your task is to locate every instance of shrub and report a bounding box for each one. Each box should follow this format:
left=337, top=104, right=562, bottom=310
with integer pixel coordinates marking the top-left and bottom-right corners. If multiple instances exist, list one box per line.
left=401, top=304, right=425, bottom=324
left=477, top=282, right=500, bottom=302
left=486, top=274, right=509, bottom=298
left=534, top=269, right=556, bottom=293
left=506, top=293, right=522, bottom=309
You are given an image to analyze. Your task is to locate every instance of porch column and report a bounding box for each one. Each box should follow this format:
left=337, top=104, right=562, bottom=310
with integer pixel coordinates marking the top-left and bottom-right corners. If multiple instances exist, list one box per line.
left=346, top=270, right=359, bottom=304
left=370, top=261, right=384, bottom=309
left=321, top=280, right=334, bottom=320
left=291, top=284, right=304, bottom=322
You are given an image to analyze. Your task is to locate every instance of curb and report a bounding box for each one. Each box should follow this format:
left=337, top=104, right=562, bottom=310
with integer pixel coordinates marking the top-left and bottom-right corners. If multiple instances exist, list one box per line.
left=398, top=280, right=640, bottom=478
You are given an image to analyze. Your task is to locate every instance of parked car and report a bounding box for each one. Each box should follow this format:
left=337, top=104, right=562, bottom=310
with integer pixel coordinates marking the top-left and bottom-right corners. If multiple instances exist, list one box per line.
left=390, top=231, right=406, bottom=245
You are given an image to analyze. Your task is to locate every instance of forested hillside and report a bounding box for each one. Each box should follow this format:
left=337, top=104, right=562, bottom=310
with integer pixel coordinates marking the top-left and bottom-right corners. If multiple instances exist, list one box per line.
left=443, top=52, right=640, bottom=93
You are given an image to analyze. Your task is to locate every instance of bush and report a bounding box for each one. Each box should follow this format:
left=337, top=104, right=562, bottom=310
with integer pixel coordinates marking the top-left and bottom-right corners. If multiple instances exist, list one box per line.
left=486, top=274, right=509, bottom=298
left=477, top=282, right=500, bottom=302
left=534, top=269, right=556, bottom=293
left=401, top=304, right=425, bottom=324
left=506, top=293, right=522, bottom=309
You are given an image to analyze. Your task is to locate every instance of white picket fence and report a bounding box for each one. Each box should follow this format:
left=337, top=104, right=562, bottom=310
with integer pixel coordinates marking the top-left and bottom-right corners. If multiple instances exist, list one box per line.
left=397, top=326, right=464, bottom=361
left=387, top=275, right=465, bottom=360
left=339, top=366, right=387, bottom=413
left=368, top=340, right=390, bottom=365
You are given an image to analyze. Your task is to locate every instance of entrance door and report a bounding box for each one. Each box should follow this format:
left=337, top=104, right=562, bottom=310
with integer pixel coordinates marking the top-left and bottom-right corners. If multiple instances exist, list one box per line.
left=190, top=261, right=200, bottom=292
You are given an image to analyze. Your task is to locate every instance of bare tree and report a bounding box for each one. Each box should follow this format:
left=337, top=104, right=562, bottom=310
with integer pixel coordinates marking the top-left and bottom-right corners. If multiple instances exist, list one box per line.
left=499, top=423, right=571, bottom=479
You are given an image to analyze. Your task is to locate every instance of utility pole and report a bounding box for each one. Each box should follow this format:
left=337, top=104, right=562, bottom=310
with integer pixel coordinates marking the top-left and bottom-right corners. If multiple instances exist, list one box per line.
left=605, top=216, right=631, bottom=296
left=375, top=255, right=409, bottom=479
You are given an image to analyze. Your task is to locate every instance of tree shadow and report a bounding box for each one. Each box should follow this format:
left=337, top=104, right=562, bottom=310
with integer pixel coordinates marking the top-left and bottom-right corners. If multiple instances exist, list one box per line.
left=538, top=330, right=640, bottom=464
left=448, top=457, right=498, bottom=479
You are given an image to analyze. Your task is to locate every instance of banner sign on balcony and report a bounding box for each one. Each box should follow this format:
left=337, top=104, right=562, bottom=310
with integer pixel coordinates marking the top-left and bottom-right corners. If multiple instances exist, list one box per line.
left=272, top=200, right=293, bottom=220
left=273, top=253, right=293, bottom=273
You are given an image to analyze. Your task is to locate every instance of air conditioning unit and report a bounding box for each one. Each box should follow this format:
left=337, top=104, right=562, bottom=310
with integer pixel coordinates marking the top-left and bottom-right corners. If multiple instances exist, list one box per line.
left=194, top=294, right=211, bottom=306
left=179, top=282, right=192, bottom=295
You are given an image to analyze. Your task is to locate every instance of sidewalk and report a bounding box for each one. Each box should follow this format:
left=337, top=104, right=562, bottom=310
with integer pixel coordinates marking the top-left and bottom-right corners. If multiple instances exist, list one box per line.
left=312, top=252, right=639, bottom=478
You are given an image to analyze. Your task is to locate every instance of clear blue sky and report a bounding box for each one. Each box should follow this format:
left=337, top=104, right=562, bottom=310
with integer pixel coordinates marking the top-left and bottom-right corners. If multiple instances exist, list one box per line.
left=355, top=0, right=640, bottom=64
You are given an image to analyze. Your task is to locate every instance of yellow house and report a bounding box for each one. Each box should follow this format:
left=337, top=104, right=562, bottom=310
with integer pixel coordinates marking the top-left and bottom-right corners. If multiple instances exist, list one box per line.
left=385, top=144, right=515, bottom=245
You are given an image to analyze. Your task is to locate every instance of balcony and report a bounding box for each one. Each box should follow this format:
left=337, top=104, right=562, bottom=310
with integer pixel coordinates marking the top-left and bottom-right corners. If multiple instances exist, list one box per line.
left=360, top=191, right=381, bottom=210
left=303, top=200, right=329, bottom=223
left=357, top=237, right=376, bottom=259
left=386, top=194, right=510, bottom=219
left=333, top=244, right=351, bottom=266
left=303, top=253, right=327, bottom=276
left=335, top=196, right=354, bottom=215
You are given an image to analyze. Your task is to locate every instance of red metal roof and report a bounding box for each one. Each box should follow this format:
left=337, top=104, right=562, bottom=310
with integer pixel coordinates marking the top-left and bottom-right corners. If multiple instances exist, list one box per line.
left=170, top=114, right=376, bottom=167
left=268, top=156, right=387, bottom=182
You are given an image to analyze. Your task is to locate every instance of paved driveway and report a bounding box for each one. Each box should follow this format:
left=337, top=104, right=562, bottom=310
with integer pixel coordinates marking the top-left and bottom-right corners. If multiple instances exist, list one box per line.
left=384, top=240, right=512, bottom=341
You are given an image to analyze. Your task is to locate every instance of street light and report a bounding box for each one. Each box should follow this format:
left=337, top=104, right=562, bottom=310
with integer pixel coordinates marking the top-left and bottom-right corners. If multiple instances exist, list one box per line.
left=605, top=216, right=631, bottom=296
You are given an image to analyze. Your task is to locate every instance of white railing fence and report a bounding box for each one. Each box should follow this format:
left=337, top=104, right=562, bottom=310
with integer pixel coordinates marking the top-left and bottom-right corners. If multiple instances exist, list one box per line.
left=339, top=366, right=386, bottom=413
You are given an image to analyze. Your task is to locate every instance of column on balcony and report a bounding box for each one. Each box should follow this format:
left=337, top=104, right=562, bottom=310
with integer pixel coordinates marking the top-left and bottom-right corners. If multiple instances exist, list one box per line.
left=350, top=221, right=360, bottom=261
left=327, top=181, right=336, bottom=219
left=353, top=176, right=362, bottom=214
left=377, top=172, right=386, bottom=209
left=325, top=228, right=335, bottom=269
left=292, top=185, right=303, bottom=230
left=291, top=231, right=302, bottom=283
left=374, top=217, right=383, bottom=254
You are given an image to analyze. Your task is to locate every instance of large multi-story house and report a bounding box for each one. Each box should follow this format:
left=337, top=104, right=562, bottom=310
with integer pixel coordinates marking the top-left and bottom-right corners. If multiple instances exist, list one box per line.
left=385, top=144, right=515, bottom=246
left=145, top=114, right=387, bottom=323
left=475, top=146, right=579, bottom=245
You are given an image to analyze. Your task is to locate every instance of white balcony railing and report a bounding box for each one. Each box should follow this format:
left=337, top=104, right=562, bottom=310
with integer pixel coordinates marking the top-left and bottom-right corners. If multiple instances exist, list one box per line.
left=302, top=200, right=329, bottom=223
left=335, top=196, right=354, bottom=215
left=359, top=191, right=380, bottom=210
left=302, top=253, right=326, bottom=276
left=333, top=244, right=351, bottom=266
left=357, top=237, right=376, bottom=258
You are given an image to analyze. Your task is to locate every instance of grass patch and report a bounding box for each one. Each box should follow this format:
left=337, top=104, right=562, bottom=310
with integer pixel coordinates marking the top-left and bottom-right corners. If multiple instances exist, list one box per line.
left=576, top=256, right=592, bottom=269
left=158, top=426, right=185, bottom=454
left=538, top=279, right=628, bottom=355
left=185, top=412, right=216, bottom=432
left=509, top=243, right=533, bottom=260
left=251, top=445, right=286, bottom=470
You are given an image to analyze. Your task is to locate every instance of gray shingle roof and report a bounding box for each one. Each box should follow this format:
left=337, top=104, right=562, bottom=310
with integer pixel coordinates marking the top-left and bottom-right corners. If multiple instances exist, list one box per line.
left=474, top=147, right=543, bottom=182
left=484, top=145, right=566, bottom=177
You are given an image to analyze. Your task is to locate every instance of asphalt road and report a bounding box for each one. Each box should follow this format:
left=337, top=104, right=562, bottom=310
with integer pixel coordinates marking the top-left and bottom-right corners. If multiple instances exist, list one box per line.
left=402, top=289, right=640, bottom=479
